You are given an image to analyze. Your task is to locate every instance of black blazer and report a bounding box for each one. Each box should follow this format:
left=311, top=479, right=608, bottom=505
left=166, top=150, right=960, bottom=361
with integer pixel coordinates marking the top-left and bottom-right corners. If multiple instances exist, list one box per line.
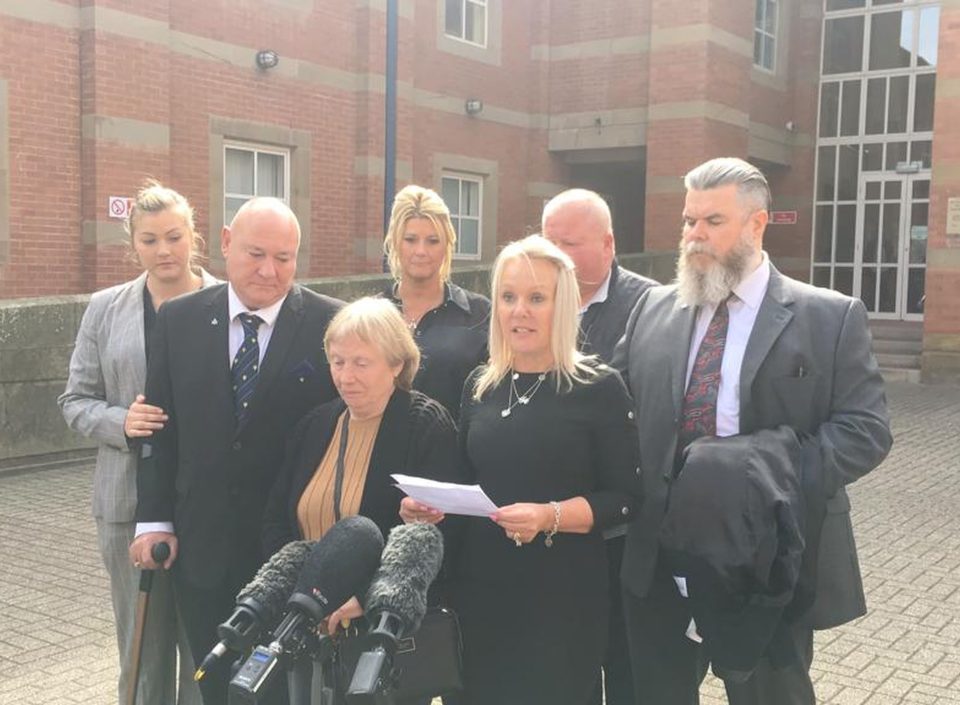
left=136, top=283, right=343, bottom=589
left=262, top=388, right=463, bottom=557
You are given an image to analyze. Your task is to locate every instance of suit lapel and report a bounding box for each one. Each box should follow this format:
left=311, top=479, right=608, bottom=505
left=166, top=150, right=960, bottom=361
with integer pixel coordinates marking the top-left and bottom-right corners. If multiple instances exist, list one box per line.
left=739, top=267, right=794, bottom=432
left=671, top=300, right=699, bottom=418
left=241, top=286, right=305, bottom=431
left=202, top=286, right=234, bottom=425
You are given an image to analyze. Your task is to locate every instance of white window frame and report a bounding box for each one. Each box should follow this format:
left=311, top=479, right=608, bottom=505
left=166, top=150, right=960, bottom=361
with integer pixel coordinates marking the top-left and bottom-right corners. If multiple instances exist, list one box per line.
left=223, top=141, right=291, bottom=225
left=444, top=0, right=488, bottom=48
left=754, top=0, right=779, bottom=73
left=443, top=172, right=483, bottom=260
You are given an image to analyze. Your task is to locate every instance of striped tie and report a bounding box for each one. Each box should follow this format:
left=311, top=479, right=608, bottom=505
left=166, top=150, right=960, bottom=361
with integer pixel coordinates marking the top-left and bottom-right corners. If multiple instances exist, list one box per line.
left=232, top=313, right=263, bottom=424
left=678, top=298, right=730, bottom=449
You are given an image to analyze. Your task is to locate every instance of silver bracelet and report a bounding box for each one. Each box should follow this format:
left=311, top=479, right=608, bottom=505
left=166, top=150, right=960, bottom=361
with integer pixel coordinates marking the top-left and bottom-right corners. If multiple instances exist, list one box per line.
left=544, top=501, right=561, bottom=547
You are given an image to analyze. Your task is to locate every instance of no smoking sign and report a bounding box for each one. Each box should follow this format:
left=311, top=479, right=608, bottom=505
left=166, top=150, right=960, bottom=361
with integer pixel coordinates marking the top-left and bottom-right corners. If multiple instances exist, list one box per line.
left=108, top=196, right=134, bottom=220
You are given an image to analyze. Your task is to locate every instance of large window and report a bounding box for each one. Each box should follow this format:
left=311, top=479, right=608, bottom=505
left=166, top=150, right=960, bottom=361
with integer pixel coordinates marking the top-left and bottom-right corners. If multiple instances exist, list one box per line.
left=224, top=143, right=289, bottom=225
left=754, top=0, right=778, bottom=71
left=444, top=0, right=487, bottom=47
left=442, top=173, right=482, bottom=259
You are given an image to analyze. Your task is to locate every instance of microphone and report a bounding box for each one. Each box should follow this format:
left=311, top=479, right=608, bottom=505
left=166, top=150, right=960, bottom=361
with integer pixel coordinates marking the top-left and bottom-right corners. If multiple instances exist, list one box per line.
left=229, top=516, right=385, bottom=702
left=346, top=522, right=445, bottom=702
left=195, top=540, right=313, bottom=681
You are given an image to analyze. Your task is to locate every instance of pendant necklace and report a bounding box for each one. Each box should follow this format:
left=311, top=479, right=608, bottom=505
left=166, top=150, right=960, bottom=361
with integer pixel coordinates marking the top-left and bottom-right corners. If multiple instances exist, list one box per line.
left=501, top=371, right=547, bottom=418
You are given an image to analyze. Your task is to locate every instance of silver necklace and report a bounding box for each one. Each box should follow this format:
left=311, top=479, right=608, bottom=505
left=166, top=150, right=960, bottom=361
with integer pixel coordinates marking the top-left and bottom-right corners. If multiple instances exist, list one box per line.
left=501, top=371, right=547, bottom=418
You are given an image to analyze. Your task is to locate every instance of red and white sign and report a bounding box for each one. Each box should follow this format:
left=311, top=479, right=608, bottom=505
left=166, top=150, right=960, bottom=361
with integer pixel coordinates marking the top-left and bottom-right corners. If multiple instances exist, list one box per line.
left=770, top=210, right=798, bottom=225
left=108, top=196, right=134, bottom=220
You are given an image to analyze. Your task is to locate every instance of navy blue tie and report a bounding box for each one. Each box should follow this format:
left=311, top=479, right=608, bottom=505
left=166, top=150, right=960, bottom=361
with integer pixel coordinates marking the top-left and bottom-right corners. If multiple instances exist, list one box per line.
left=232, top=313, right=263, bottom=424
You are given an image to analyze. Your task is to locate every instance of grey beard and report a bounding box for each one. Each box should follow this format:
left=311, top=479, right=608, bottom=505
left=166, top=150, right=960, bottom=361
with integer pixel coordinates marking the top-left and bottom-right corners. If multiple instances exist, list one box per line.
left=676, top=237, right=756, bottom=307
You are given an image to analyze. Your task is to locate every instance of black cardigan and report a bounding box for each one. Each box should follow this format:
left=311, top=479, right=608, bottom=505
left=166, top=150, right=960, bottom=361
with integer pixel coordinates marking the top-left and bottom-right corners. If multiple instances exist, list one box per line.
left=262, top=388, right=463, bottom=557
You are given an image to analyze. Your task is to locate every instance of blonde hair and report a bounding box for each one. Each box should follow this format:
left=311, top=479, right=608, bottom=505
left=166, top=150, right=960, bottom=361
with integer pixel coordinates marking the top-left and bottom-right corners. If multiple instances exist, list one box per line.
left=383, top=185, right=457, bottom=282
left=125, top=179, right=205, bottom=268
left=323, top=297, right=421, bottom=391
left=473, top=235, right=596, bottom=399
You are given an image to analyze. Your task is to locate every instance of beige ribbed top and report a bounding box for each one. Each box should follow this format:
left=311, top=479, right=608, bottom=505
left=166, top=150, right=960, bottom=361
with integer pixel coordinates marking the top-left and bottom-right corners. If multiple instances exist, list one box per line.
left=296, top=410, right=383, bottom=540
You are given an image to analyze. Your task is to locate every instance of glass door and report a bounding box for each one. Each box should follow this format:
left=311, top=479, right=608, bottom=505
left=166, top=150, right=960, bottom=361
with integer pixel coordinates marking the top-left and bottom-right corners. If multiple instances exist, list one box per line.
left=857, top=173, right=927, bottom=319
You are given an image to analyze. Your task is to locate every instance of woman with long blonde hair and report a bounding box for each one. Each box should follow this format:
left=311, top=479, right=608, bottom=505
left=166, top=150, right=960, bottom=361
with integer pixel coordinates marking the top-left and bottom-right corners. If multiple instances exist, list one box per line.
left=403, top=235, right=642, bottom=705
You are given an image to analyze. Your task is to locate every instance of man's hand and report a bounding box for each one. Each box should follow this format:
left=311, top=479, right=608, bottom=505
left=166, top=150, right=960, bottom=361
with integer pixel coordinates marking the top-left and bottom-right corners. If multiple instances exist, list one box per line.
left=129, top=531, right=178, bottom=570
left=124, top=394, right=168, bottom=439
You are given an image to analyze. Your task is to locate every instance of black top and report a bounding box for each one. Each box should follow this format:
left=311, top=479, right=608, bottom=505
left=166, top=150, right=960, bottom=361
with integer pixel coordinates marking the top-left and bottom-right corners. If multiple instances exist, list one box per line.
left=262, top=388, right=464, bottom=557
left=452, top=362, right=642, bottom=705
left=142, top=284, right=157, bottom=363
left=383, top=282, right=490, bottom=420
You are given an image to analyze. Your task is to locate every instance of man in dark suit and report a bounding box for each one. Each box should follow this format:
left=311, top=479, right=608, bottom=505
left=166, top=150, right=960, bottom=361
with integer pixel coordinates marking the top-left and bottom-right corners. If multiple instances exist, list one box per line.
left=542, top=188, right=656, bottom=705
left=129, top=198, right=342, bottom=705
left=613, top=158, right=892, bottom=704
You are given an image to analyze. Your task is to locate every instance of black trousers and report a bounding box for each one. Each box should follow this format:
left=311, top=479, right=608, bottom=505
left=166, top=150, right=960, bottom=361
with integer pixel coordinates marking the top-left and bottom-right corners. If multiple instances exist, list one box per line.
left=622, top=562, right=815, bottom=705
left=589, top=535, right=634, bottom=705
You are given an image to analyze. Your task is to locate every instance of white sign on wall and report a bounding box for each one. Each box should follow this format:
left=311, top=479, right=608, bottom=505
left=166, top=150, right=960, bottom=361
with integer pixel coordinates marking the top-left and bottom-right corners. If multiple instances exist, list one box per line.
left=108, top=196, right=134, bottom=220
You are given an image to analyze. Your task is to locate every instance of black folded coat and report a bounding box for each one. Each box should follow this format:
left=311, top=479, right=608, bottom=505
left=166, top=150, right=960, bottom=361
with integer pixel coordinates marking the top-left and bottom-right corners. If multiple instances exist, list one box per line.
left=658, top=427, right=821, bottom=682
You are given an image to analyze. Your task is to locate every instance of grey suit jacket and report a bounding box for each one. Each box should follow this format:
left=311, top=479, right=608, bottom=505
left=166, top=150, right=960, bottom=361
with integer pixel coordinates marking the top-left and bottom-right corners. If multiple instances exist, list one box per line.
left=59, top=270, right=219, bottom=522
left=613, top=265, right=892, bottom=628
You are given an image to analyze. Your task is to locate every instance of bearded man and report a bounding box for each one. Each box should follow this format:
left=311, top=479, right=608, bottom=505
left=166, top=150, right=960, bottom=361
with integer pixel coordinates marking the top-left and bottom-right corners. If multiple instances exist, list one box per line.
left=612, top=157, right=892, bottom=705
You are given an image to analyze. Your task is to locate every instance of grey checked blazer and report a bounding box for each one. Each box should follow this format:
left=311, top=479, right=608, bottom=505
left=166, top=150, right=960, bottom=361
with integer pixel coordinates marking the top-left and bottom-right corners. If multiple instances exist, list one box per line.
left=59, top=270, right=220, bottom=522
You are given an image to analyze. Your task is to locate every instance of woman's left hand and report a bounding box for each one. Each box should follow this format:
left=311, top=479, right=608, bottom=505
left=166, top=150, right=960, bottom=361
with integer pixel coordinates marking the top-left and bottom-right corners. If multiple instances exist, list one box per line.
left=399, top=496, right=445, bottom=525
left=321, top=596, right=364, bottom=636
left=492, top=503, right=552, bottom=545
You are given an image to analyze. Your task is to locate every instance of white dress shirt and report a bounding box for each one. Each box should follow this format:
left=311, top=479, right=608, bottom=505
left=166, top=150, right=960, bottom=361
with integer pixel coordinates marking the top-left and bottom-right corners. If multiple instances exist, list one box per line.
left=579, top=269, right=612, bottom=316
left=684, top=252, right=771, bottom=437
left=227, top=284, right=286, bottom=365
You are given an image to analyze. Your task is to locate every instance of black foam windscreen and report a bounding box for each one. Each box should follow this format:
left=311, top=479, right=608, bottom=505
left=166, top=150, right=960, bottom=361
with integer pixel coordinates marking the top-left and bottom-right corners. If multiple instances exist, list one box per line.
left=363, top=522, right=444, bottom=636
left=237, top=539, right=313, bottom=624
left=290, top=515, right=385, bottom=622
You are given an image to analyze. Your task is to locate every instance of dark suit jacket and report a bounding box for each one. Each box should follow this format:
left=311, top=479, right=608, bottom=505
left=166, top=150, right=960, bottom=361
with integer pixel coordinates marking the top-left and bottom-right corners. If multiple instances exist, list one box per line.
left=136, top=283, right=343, bottom=589
left=614, top=265, right=892, bottom=628
left=261, top=388, right=462, bottom=556
left=579, top=260, right=657, bottom=364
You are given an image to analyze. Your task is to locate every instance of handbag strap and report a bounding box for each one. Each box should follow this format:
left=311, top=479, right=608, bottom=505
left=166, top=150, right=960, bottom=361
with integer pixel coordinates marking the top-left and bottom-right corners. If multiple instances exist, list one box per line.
left=333, top=412, right=350, bottom=522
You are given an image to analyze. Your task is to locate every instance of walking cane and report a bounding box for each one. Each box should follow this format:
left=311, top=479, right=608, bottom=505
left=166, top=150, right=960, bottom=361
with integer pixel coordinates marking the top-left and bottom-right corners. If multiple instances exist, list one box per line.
left=126, top=541, right=171, bottom=705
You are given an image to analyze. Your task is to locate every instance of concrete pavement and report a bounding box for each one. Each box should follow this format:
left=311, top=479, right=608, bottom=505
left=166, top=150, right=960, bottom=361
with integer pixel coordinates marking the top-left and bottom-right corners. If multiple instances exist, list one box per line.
left=1, top=380, right=958, bottom=704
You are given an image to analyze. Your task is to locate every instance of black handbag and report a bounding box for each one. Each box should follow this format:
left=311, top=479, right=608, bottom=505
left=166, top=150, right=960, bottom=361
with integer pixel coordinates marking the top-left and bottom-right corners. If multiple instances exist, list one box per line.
left=339, top=606, right=464, bottom=700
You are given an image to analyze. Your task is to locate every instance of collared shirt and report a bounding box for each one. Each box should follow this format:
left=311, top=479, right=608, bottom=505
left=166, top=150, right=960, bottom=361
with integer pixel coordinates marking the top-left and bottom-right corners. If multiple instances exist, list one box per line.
left=384, top=282, right=490, bottom=420
left=227, top=284, right=287, bottom=366
left=685, top=252, right=771, bottom=438
left=579, top=269, right=612, bottom=315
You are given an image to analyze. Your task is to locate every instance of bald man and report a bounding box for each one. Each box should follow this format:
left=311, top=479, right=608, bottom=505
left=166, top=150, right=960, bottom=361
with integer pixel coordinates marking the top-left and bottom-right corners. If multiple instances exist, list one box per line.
left=543, top=189, right=656, bottom=705
left=131, top=198, right=343, bottom=704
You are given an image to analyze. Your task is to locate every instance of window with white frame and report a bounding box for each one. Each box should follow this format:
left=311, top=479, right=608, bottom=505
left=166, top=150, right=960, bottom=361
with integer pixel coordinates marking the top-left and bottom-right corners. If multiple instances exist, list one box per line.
left=754, top=0, right=778, bottom=72
left=444, top=0, right=487, bottom=47
left=224, top=143, right=290, bottom=226
left=442, top=173, right=482, bottom=259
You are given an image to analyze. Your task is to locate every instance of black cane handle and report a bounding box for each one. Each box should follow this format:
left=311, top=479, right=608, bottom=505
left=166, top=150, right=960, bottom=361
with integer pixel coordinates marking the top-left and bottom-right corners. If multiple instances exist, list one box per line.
left=138, top=541, right=171, bottom=592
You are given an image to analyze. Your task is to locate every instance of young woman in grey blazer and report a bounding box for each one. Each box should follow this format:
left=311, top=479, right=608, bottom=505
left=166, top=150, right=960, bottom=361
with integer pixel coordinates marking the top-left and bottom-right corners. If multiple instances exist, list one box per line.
left=59, top=182, right=217, bottom=705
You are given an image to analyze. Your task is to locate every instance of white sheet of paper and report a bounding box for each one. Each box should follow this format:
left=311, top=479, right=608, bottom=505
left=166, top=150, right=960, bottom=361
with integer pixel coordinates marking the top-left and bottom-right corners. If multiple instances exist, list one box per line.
left=391, top=473, right=499, bottom=517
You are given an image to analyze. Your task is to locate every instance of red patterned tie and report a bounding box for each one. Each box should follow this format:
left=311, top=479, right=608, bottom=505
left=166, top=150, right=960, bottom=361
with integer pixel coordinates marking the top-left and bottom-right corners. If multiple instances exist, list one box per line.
left=679, top=299, right=730, bottom=448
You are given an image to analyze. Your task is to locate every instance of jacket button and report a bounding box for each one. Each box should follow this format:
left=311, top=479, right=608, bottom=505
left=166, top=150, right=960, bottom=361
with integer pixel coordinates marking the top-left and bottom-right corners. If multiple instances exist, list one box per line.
left=621, top=507, right=630, bottom=516
left=635, top=467, right=641, bottom=476
left=627, top=411, right=635, bottom=420
left=662, top=473, right=671, bottom=483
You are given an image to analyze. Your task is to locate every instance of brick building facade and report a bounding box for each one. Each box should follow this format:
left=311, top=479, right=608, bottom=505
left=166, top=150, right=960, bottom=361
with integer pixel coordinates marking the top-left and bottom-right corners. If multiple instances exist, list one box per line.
left=0, top=0, right=958, bottom=380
